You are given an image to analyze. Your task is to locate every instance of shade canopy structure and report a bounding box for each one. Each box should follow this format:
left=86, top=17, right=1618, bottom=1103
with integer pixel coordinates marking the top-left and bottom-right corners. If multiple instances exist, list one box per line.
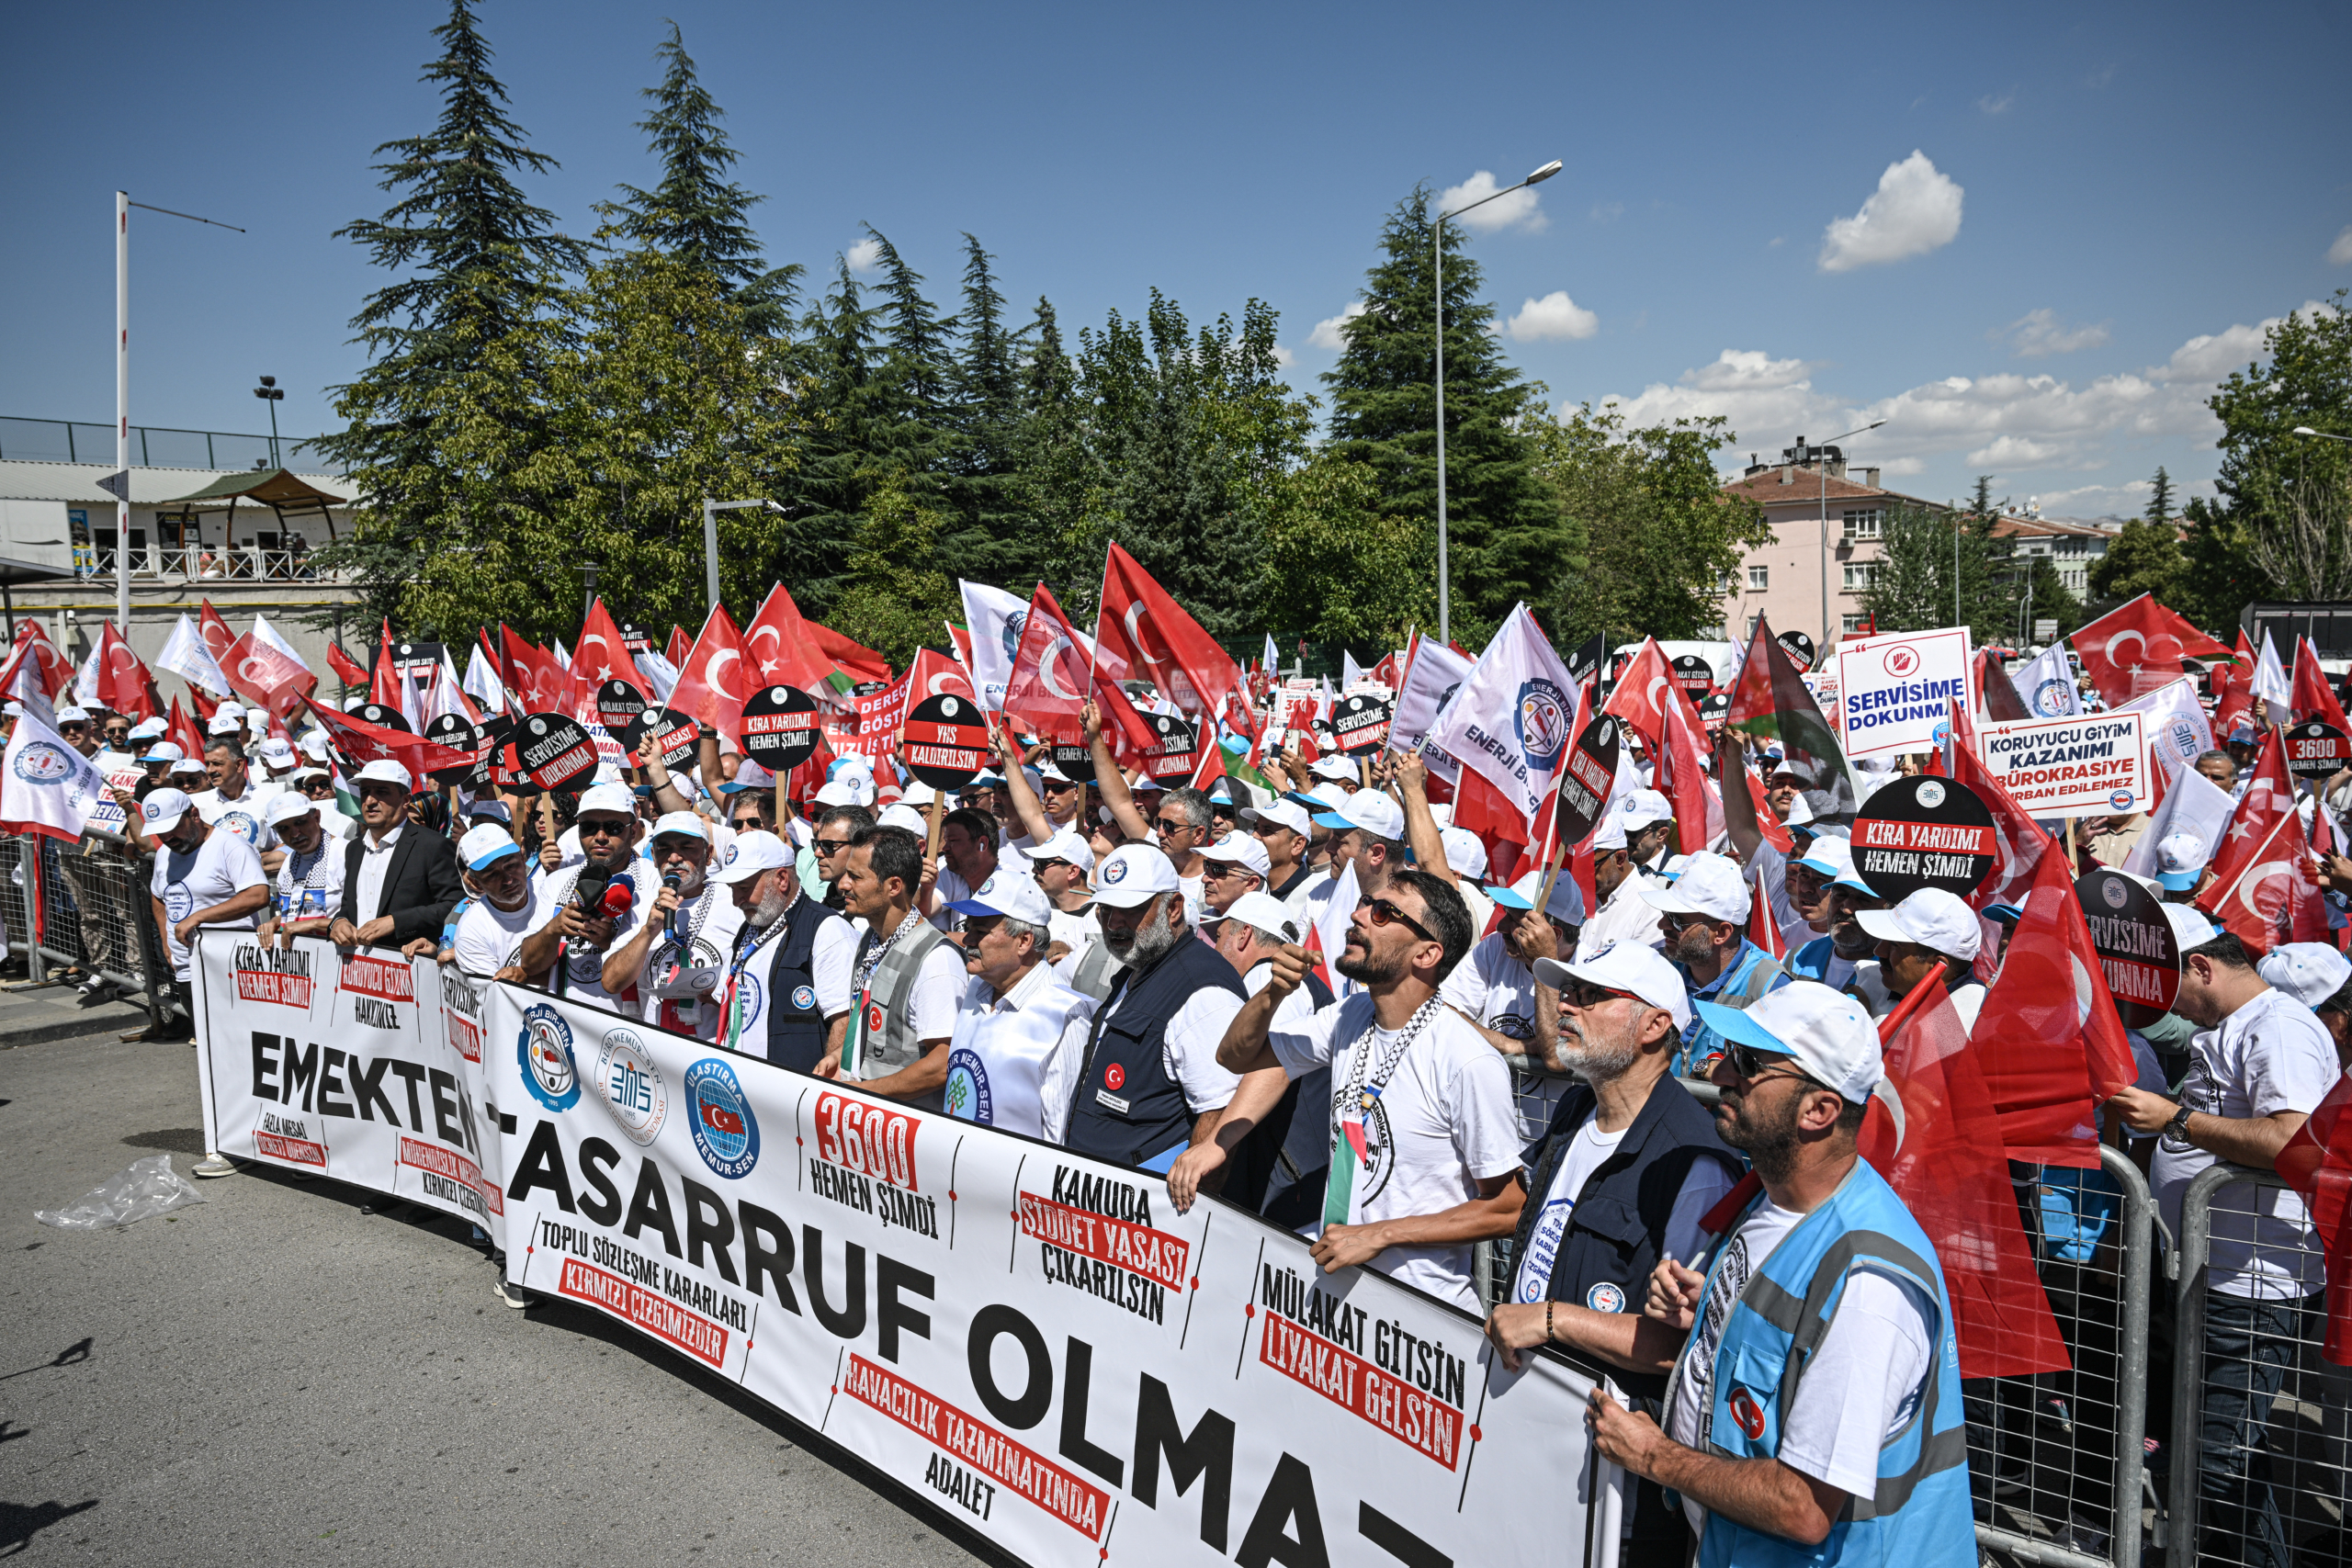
left=0, top=555, right=73, bottom=639
left=154, top=467, right=351, bottom=543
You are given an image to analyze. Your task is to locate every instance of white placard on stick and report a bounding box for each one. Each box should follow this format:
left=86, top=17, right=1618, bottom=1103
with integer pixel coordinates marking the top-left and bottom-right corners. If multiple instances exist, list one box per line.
left=1979, top=710, right=2152, bottom=818
left=1833, top=626, right=1975, bottom=760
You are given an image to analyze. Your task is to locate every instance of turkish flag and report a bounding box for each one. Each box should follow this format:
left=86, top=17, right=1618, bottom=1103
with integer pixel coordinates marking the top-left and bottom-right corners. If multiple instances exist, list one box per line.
left=325, top=641, right=368, bottom=690
left=1861, top=981, right=2073, bottom=1377
left=96, top=623, right=157, bottom=721
left=668, top=603, right=750, bottom=740
left=1654, top=674, right=1722, bottom=856
left=805, top=618, right=891, bottom=688
left=2278, top=1073, right=2352, bottom=1366
left=573, top=599, right=639, bottom=690
left=220, top=630, right=317, bottom=719
left=2071, top=592, right=2234, bottom=707
left=1097, top=543, right=1245, bottom=726
left=370, top=620, right=404, bottom=710
left=2197, top=730, right=2312, bottom=953
left=2211, top=630, right=2256, bottom=739
left=500, top=626, right=569, bottom=716
left=2292, top=636, right=2352, bottom=730
left=1002, top=582, right=1158, bottom=758
left=665, top=626, right=693, bottom=672
left=198, top=600, right=237, bottom=667
left=1951, top=735, right=2058, bottom=911
left=741, top=584, right=835, bottom=693
left=166, top=694, right=205, bottom=759
left=301, top=696, right=473, bottom=779
left=0, top=621, right=74, bottom=702
left=1971, top=840, right=2140, bottom=1165
left=1602, top=637, right=1676, bottom=754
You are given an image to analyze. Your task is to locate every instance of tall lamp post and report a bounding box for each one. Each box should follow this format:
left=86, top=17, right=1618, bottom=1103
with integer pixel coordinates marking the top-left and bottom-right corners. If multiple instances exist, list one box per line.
left=2292, top=426, right=2352, bottom=445
left=254, top=376, right=285, bottom=467
left=1808, top=420, right=1886, bottom=649
left=700, top=498, right=784, bottom=611
left=1434, top=158, right=1560, bottom=646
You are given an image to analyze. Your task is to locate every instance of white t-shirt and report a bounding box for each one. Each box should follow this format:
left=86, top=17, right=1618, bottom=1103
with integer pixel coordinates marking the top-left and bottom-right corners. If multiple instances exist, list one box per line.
left=271, top=840, right=346, bottom=925
left=190, top=784, right=279, bottom=854
left=1664, top=1197, right=1937, bottom=1534
left=1047, top=906, right=1100, bottom=960
left=1267, top=994, right=1521, bottom=1309
left=1149, top=984, right=1247, bottom=1114
left=1439, top=932, right=1544, bottom=1050
left=1282, top=866, right=1332, bottom=925
left=615, top=880, right=747, bottom=1041
left=450, top=887, right=546, bottom=979
left=2153, top=986, right=2338, bottom=1299
left=1510, top=1118, right=1738, bottom=1306
left=1576, top=874, right=1664, bottom=961
left=533, top=860, right=646, bottom=1010
left=151, top=829, right=267, bottom=980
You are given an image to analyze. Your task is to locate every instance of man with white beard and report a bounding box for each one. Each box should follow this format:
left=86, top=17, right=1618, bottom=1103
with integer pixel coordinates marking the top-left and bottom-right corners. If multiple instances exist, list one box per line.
left=603, top=811, right=745, bottom=1042
left=708, top=830, right=856, bottom=1068
left=1482, top=942, right=1742, bottom=1568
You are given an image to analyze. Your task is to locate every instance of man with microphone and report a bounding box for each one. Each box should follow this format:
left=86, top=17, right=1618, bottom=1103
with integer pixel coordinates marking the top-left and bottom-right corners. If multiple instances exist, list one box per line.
left=604, top=811, right=743, bottom=1040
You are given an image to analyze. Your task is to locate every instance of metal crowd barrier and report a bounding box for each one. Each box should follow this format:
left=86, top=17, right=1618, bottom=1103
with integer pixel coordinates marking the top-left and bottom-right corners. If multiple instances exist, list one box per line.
left=0, top=827, right=165, bottom=1022
left=2166, top=1163, right=2348, bottom=1568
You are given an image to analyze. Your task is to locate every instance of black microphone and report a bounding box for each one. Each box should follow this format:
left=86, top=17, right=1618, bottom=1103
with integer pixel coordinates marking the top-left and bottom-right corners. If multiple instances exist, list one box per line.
left=574, top=865, right=612, bottom=914
left=662, top=872, right=685, bottom=946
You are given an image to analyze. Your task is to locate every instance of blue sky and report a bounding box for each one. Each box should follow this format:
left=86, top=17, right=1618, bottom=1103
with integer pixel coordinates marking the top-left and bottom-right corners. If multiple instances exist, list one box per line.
left=5, top=0, right=2347, bottom=522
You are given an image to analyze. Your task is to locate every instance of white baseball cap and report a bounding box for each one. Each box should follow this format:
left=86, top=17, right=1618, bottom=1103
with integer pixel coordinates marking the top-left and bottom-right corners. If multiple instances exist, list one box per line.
left=711, top=829, right=793, bottom=884
left=1091, top=844, right=1182, bottom=908
left=1795, top=836, right=1854, bottom=880
left=816, top=774, right=876, bottom=808
left=1694, top=980, right=1887, bottom=1106
left=1200, top=833, right=1271, bottom=876
left=264, top=792, right=317, bottom=828
left=259, top=738, right=295, bottom=763
left=1533, top=942, right=1692, bottom=1032
left=141, top=787, right=194, bottom=835
left=208, top=717, right=243, bottom=737
left=129, top=717, right=166, bottom=740
left=1855, top=887, right=1982, bottom=963
left=1440, top=825, right=1487, bottom=880
left=1308, top=755, right=1360, bottom=783
left=1221, top=889, right=1301, bottom=942
left=649, top=809, right=708, bottom=843
left=2257, top=942, right=2352, bottom=1010
left=718, top=761, right=775, bottom=795
left=54, top=705, right=89, bottom=723
left=459, top=823, right=522, bottom=871
left=1314, top=788, right=1405, bottom=841
left=1030, top=825, right=1096, bottom=874
left=289, top=765, right=329, bottom=784
left=2162, top=902, right=2218, bottom=951
left=1493, top=867, right=1588, bottom=925
left=1641, top=851, right=1751, bottom=925
left=170, top=757, right=209, bottom=776
left=2154, top=831, right=2208, bottom=892
left=140, top=740, right=185, bottom=764
left=871, top=802, right=922, bottom=833
left=577, top=782, right=638, bottom=820
left=300, top=732, right=331, bottom=761
left=1300, top=782, right=1351, bottom=811
left=949, top=868, right=1053, bottom=926
left=217, top=702, right=246, bottom=720
left=1242, top=798, right=1313, bottom=838
left=354, top=759, right=413, bottom=791
left=467, top=799, right=513, bottom=823
left=1619, top=789, right=1673, bottom=829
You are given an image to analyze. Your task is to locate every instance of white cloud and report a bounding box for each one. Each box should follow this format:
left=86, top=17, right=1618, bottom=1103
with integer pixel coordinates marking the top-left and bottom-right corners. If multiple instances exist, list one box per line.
left=1506, top=291, right=1600, bottom=342
left=1307, top=301, right=1366, bottom=352
left=1817, top=151, right=1964, bottom=273
left=1272, top=343, right=1297, bottom=368
left=2328, top=226, right=2352, bottom=266
left=1877, top=456, right=1926, bottom=477
left=1999, top=309, right=2110, bottom=357
left=1589, top=201, right=1624, bottom=224
left=1588, top=350, right=1841, bottom=446
left=1436, top=170, right=1547, bottom=234
left=1976, top=90, right=2015, bottom=115
left=844, top=237, right=884, bottom=275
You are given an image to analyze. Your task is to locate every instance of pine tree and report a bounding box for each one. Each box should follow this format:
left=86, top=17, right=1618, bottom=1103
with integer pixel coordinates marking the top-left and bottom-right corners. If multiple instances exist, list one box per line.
left=2144, top=465, right=2176, bottom=531
left=318, top=0, right=585, bottom=628
left=856, top=225, right=961, bottom=498
left=608, top=22, right=797, bottom=333
left=784, top=257, right=889, bottom=608
left=944, top=235, right=1028, bottom=585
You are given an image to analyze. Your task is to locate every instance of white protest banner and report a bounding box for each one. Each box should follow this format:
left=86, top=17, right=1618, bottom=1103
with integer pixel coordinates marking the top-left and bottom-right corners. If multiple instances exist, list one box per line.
left=1833, top=626, right=1974, bottom=760
left=1426, top=605, right=1579, bottom=835
left=193, top=933, right=507, bottom=1245
left=487, top=984, right=1623, bottom=1568
left=1387, top=637, right=1472, bottom=783
left=1978, top=710, right=2152, bottom=818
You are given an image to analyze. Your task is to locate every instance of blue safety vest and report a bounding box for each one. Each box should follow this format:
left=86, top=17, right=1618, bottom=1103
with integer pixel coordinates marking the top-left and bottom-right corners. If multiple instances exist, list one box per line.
left=1672, top=939, right=1786, bottom=1077
left=1679, top=1161, right=1975, bottom=1568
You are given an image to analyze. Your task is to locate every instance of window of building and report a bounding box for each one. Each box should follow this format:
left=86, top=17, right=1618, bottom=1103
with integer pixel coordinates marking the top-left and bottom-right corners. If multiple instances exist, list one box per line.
left=1747, top=614, right=1765, bottom=637
left=1842, top=562, right=1878, bottom=591
left=1747, top=564, right=1769, bottom=589
left=1842, top=614, right=1868, bottom=634
left=1841, top=509, right=1883, bottom=541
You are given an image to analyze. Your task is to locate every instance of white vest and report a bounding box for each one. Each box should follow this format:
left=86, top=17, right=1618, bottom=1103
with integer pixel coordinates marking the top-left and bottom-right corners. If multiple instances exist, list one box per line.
left=944, top=969, right=1092, bottom=1140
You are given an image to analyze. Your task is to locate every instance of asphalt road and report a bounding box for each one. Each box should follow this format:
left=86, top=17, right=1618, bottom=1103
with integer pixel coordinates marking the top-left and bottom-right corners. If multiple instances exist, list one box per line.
left=0, top=1010, right=1004, bottom=1567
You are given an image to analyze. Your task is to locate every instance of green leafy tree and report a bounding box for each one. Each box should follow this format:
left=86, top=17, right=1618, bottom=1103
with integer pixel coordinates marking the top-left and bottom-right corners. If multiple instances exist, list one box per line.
left=825, top=483, right=959, bottom=668
left=2086, top=519, right=2186, bottom=605
left=315, top=0, right=584, bottom=628
left=944, top=236, right=1029, bottom=584
left=1532, top=403, right=1767, bottom=647
left=1858, top=489, right=2035, bottom=644
left=607, top=22, right=797, bottom=333
left=2208, top=292, right=2352, bottom=600
left=1255, top=453, right=1434, bottom=649
left=1321, top=190, right=1570, bottom=645
left=2176, top=496, right=2265, bottom=635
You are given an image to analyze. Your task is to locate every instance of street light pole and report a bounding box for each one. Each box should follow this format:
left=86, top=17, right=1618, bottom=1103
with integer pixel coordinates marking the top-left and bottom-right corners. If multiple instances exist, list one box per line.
left=1434, top=158, right=1561, bottom=646
left=1810, top=419, right=1886, bottom=649
left=700, top=498, right=784, bottom=612
left=254, top=376, right=285, bottom=467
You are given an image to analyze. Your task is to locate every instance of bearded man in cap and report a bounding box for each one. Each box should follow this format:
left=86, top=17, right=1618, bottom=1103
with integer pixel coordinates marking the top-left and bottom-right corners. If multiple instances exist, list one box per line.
left=1643, top=852, right=1788, bottom=1076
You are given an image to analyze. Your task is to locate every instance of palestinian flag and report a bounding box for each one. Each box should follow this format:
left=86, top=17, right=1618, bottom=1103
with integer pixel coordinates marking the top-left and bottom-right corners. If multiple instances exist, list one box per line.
left=1724, top=615, right=1855, bottom=817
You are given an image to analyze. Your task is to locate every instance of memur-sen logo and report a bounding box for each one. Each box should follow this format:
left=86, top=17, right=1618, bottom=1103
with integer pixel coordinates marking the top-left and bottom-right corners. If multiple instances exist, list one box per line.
left=1017, top=1166, right=1189, bottom=1324
left=1256, top=1263, right=1466, bottom=1469
left=813, top=1092, right=920, bottom=1189
left=842, top=1354, right=1106, bottom=1539
left=232, top=942, right=313, bottom=1010
left=340, top=954, right=415, bottom=1001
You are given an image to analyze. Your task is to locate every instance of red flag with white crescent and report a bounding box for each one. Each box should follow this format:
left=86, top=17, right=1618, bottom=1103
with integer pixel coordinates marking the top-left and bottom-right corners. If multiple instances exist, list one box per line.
left=667, top=603, right=750, bottom=741
left=2277, top=1073, right=2352, bottom=1366
left=1097, top=543, right=1247, bottom=732
left=221, top=628, right=318, bottom=719
left=96, top=622, right=158, bottom=721
left=2069, top=592, right=2234, bottom=708
left=741, top=583, right=837, bottom=693
left=198, top=600, right=238, bottom=666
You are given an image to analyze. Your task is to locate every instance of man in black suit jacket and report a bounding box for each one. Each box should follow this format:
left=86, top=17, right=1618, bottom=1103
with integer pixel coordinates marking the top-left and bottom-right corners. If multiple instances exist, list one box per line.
left=328, top=759, right=463, bottom=954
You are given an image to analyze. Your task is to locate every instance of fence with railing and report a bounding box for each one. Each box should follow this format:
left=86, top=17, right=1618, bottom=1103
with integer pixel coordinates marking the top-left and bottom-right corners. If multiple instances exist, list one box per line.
left=0, top=415, right=341, bottom=474
left=84, top=543, right=340, bottom=582
left=0, top=829, right=170, bottom=1024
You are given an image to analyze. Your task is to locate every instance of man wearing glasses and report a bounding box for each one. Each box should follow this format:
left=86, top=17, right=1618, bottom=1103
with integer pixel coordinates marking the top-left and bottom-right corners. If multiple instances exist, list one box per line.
left=289, top=766, right=357, bottom=840
left=930, top=807, right=1004, bottom=933
left=1197, top=832, right=1270, bottom=921
left=1214, top=868, right=1521, bottom=1311
left=528, top=781, right=644, bottom=1007
left=1852, top=889, right=1987, bottom=1035
left=806, top=803, right=876, bottom=913
left=707, top=829, right=854, bottom=1071
left=1083, top=702, right=1212, bottom=924
left=603, top=811, right=743, bottom=1041
left=1023, top=826, right=1100, bottom=968
left=1560, top=982, right=1974, bottom=1565
left=1306, top=788, right=1409, bottom=928
left=1238, top=797, right=1319, bottom=916
left=1577, top=799, right=1668, bottom=961
left=939, top=870, right=1093, bottom=1141
left=1641, top=852, right=1788, bottom=1077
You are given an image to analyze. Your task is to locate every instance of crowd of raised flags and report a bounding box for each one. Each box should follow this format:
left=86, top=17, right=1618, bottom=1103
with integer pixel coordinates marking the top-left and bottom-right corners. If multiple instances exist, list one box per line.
left=2, top=559, right=2350, bottom=1564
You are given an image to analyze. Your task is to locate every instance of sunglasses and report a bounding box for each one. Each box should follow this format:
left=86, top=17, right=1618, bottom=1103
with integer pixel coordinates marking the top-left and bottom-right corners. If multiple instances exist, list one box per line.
left=1658, top=910, right=1717, bottom=934
left=1561, top=979, right=1640, bottom=1010
left=1027, top=857, right=1070, bottom=874
left=1154, top=818, right=1195, bottom=837
left=1202, top=861, right=1252, bottom=880
left=728, top=816, right=764, bottom=831
left=579, top=819, right=632, bottom=840
left=1358, top=896, right=1434, bottom=942
left=812, top=837, right=855, bottom=855
left=1724, top=1042, right=1817, bottom=1087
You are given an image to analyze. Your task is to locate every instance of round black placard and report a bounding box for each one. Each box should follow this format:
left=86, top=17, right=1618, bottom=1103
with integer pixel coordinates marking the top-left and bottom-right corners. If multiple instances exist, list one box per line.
left=515, top=713, right=598, bottom=791
left=2284, top=720, right=2347, bottom=780
left=2075, top=867, right=2181, bottom=1029
left=1333, top=694, right=1394, bottom=757
left=901, top=693, right=990, bottom=790
left=1551, top=715, right=1624, bottom=849
left=739, top=684, right=822, bottom=772
left=1849, top=775, right=1998, bottom=900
